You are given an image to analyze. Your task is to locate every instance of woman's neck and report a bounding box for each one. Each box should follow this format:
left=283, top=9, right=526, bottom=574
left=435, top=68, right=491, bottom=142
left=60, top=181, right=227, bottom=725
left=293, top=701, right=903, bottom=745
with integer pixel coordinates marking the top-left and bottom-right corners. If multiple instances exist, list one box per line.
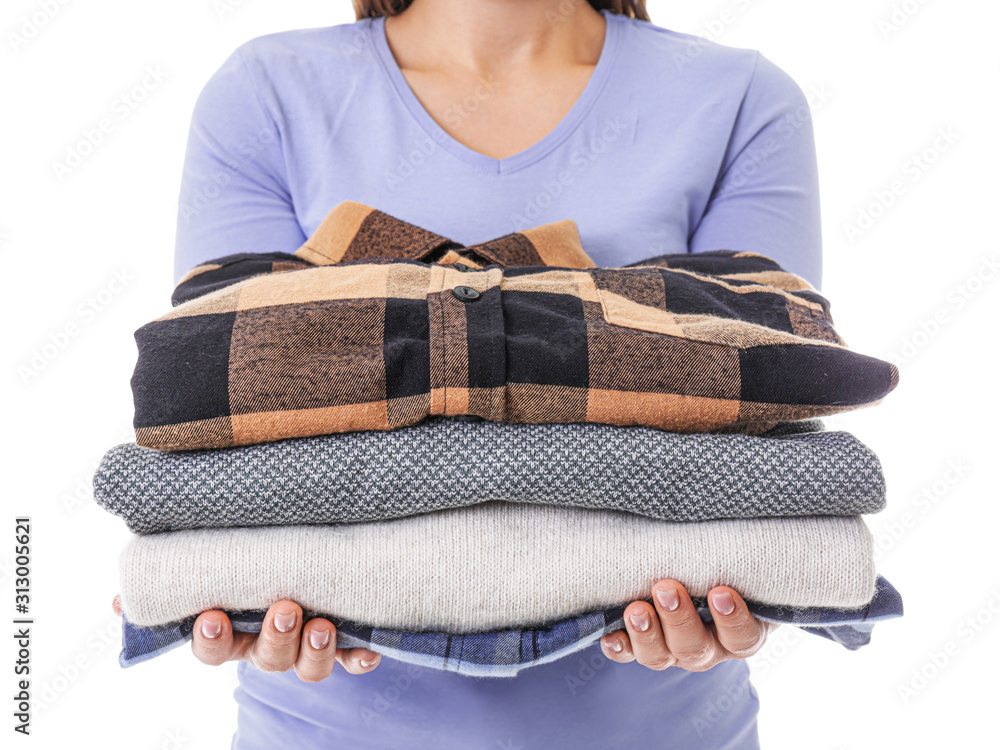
left=384, top=0, right=607, bottom=77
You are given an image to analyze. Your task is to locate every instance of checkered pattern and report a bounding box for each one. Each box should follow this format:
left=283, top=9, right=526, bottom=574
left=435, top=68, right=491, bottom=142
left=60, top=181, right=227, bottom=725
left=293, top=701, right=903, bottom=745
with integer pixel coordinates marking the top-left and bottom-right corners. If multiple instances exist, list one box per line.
left=118, top=575, right=903, bottom=676
left=132, top=201, right=898, bottom=451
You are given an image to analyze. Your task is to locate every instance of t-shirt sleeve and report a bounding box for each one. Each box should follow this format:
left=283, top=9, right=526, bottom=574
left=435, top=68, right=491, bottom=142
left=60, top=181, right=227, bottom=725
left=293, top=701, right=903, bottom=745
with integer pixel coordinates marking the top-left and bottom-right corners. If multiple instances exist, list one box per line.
left=173, top=45, right=306, bottom=285
left=688, top=51, right=823, bottom=289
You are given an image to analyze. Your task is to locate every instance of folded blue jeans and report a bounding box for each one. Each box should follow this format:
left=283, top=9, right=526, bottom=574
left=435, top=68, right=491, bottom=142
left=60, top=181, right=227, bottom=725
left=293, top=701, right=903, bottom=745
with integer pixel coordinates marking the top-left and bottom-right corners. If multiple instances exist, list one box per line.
left=120, top=575, right=902, bottom=677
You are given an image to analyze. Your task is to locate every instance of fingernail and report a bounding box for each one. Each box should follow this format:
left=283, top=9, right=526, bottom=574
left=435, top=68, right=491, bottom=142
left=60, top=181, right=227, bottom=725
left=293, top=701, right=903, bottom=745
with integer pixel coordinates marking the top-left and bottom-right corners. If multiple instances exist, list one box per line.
left=274, top=611, right=297, bottom=632
left=655, top=586, right=679, bottom=611
left=604, top=637, right=622, bottom=653
left=201, top=618, right=222, bottom=639
left=309, top=628, right=330, bottom=650
left=360, top=654, right=380, bottom=668
left=113, top=595, right=122, bottom=613
left=629, top=611, right=650, bottom=632
left=711, top=592, right=736, bottom=616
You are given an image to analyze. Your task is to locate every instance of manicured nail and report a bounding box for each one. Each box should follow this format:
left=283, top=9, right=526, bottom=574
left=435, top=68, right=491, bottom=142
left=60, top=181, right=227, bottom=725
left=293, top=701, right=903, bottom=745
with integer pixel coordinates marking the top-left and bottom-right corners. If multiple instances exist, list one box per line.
left=711, top=592, right=736, bottom=616
left=629, top=611, right=650, bottom=632
left=309, top=628, right=330, bottom=650
left=360, top=654, right=379, bottom=668
left=274, top=611, right=297, bottom=632
left=201, top=618, right=222, bottom=639
left=655, top=586, right=680, bottom=611
left=604, top=637, right=622, bottom=653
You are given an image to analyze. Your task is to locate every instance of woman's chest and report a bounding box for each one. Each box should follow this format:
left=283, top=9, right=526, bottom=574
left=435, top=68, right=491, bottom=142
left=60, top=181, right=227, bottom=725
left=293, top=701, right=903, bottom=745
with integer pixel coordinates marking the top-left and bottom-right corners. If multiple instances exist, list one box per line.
left=285, top=106, right=727, bottom=267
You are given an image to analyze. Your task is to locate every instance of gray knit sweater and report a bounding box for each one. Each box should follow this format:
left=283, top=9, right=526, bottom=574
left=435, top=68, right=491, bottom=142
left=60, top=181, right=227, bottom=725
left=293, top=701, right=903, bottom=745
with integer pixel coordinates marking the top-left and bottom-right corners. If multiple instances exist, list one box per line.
left=94, top=418, right=884, bottom=533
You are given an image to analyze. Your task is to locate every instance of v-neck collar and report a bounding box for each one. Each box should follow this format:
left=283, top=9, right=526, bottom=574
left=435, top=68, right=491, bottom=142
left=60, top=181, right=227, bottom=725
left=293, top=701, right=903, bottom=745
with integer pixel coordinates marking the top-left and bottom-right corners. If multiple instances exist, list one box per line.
left=369, top=10, right=623, bottom=176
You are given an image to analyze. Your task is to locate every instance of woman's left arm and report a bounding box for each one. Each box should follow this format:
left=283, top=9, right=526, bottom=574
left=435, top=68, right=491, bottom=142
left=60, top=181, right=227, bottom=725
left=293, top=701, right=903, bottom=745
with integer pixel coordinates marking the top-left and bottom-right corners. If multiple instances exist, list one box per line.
left=689, top=50, right=823, bottom=289
left=602, top=52, right=822, bottom=670
left=601, top=581, right=777, bottom=670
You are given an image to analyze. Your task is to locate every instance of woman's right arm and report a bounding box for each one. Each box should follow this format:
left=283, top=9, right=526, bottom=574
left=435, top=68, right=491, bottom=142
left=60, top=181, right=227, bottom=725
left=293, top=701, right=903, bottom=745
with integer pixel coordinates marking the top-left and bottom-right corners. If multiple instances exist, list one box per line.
left=111, top=43, right=380, bottom=678
left=171, top=44, right=308, bottom=284
left=111, top=596, right=379, bottom=679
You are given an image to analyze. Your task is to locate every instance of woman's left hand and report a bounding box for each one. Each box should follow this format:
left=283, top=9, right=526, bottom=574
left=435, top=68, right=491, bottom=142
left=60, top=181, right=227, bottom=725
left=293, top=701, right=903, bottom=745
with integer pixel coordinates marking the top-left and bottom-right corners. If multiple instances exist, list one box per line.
left=601, top=580, right=776, bottom=671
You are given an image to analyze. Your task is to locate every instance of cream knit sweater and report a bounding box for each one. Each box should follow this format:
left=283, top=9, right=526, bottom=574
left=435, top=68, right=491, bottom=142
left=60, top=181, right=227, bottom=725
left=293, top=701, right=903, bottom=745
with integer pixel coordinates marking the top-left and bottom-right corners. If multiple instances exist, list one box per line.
left=119, top=501, right=876, bottom=631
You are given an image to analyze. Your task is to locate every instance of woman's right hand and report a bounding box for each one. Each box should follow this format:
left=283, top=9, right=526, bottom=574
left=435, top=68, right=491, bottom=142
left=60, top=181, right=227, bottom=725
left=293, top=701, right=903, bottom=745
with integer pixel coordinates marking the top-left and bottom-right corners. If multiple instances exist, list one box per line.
left=111, top=595, right=381, bottom=681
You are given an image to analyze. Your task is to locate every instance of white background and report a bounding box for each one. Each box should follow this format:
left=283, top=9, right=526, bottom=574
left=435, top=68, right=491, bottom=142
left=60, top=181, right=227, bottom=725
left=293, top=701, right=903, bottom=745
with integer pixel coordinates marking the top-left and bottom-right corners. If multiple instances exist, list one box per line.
left=2, top=0, right=998, bottom=747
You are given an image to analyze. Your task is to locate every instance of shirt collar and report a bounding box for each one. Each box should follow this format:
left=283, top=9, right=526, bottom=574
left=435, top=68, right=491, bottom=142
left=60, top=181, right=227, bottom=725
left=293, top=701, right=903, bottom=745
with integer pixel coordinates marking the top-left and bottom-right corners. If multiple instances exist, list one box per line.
left=293, top=201, right=596, bottom=269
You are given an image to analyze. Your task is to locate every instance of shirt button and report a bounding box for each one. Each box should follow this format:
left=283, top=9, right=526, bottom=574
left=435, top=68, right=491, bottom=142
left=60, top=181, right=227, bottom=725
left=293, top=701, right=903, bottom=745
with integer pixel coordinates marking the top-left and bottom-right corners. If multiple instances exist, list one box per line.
left=452, top=285, right=481, bottom=301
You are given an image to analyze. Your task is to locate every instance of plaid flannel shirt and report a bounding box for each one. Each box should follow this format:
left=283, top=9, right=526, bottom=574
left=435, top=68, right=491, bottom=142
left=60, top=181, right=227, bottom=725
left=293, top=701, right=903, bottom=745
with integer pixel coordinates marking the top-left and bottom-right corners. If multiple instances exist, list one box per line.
left=132, top=201, right=898, bottom=451
left=119, top=575, right=903, bottom=676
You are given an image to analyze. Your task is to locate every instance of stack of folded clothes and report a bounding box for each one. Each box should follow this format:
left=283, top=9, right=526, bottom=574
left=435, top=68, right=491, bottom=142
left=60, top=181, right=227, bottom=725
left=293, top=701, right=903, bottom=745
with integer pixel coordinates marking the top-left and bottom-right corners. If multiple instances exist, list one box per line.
left=93, top=201, right=903, bottom=677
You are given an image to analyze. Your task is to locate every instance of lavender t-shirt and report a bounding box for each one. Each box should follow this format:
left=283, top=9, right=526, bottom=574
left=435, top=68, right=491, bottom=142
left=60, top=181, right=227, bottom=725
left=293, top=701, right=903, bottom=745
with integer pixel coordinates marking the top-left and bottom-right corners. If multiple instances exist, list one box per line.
left=174, top=10, right=822, bottom=748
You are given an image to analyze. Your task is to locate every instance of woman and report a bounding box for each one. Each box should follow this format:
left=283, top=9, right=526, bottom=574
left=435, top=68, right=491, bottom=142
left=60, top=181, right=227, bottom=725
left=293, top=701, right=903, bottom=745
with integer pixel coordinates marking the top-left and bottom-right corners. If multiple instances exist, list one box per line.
left=114, top=0, right=822, bottom=745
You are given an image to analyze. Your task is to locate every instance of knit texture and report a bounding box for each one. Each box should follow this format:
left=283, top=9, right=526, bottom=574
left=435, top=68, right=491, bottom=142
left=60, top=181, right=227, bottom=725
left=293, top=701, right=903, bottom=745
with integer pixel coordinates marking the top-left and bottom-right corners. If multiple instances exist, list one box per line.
left=118, top=501, right=877, bottom=630
left=118, top=575, right=904, bottom=675
left=94, top=418, right=885, bottom=534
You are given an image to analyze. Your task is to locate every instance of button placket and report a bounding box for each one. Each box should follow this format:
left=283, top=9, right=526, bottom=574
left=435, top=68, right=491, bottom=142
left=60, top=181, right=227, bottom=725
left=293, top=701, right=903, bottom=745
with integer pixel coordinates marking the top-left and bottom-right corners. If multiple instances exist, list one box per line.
left=424, top=266, right=505, bottom=422
left=439, top=266, right=479, bottom=418
left=452, top=285, right=481, bottom=301
left=460, top=267, right=505, bottom=422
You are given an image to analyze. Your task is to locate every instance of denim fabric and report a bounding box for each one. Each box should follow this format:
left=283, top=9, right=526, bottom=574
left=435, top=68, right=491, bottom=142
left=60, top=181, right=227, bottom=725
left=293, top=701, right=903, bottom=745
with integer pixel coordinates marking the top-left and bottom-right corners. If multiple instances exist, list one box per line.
left=120, top=575, right=901, bottom=677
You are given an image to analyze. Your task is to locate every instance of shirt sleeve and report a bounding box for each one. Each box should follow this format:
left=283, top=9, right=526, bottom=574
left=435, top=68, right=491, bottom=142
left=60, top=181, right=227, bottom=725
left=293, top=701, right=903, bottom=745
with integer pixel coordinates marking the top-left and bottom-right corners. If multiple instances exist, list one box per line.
left=688, top=51, right=823, bottom=289
left=173, top=45, right=306, bottom=285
